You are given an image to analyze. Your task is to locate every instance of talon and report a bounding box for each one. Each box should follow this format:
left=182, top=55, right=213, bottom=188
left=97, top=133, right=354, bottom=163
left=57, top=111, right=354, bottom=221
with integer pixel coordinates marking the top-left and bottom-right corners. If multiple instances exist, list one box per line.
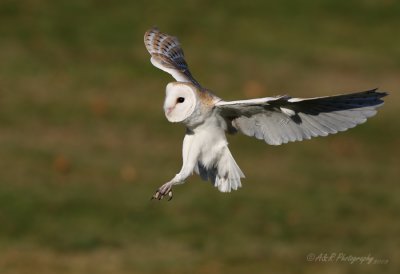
left=151, top=184, right=173, bottom=201
left=151, top=191, right=160, bottom=200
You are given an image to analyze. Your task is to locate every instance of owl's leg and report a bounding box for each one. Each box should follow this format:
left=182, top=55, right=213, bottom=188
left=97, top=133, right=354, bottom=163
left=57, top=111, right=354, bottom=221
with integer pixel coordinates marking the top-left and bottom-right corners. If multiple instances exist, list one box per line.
left=151, top=133, right=199, bottom=201
left=151, top=162, right=197, bottom=201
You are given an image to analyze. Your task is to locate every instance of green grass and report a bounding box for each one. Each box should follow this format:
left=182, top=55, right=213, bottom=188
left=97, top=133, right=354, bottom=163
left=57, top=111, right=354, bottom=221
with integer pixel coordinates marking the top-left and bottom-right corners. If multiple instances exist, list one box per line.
left=0, top=0, right=399, bottom=273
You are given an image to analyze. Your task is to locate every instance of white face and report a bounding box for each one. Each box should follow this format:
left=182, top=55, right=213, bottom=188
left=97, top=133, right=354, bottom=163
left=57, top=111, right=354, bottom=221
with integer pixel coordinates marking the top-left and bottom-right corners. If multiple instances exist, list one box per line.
left=164, top=82, right=197, bottom=122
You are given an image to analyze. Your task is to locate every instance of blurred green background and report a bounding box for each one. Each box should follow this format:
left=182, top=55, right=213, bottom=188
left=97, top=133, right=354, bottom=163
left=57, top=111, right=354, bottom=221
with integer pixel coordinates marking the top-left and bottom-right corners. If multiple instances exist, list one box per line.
left=0, top=0, right=399, bottom=273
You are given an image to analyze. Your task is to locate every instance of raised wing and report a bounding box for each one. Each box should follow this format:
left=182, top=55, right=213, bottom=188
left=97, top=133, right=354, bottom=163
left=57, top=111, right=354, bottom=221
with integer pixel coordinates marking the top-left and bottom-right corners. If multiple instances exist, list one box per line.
left=215, top=89, right=387, bottom=145
left=144, top=27, right=201, bottom=87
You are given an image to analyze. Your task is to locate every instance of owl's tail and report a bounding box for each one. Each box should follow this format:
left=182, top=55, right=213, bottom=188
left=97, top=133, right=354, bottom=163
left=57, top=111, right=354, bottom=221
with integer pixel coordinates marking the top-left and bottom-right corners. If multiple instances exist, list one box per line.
left=195, top=147, right=245, bottom=193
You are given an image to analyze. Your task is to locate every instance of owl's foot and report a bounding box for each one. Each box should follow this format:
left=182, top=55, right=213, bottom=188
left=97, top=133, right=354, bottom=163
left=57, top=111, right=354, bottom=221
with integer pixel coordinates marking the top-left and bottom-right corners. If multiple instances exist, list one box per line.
left=151, top=183, right=173, bottom=201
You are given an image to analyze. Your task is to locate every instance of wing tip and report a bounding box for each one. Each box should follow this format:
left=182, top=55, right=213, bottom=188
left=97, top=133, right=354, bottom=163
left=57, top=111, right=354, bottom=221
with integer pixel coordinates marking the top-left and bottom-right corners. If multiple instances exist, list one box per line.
left=144, top=26, right=159, bottom=39
left=363, top=88, right=388, bottom=101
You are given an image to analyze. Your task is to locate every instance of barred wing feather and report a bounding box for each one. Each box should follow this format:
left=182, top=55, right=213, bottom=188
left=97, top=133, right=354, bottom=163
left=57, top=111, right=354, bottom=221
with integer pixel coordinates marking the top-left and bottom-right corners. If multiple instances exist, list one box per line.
left=144, top=27, right=201, bottom=87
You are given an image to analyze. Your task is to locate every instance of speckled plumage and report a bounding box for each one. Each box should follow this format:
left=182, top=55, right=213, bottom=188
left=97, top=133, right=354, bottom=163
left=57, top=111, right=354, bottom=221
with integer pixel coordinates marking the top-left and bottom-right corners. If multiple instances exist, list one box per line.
left=144, top=28, right=201, bottom=88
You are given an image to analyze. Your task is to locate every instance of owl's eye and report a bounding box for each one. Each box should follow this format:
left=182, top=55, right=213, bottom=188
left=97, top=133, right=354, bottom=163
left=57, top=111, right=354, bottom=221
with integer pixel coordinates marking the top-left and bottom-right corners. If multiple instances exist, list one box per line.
left=177, top=97, right=185, bottom=103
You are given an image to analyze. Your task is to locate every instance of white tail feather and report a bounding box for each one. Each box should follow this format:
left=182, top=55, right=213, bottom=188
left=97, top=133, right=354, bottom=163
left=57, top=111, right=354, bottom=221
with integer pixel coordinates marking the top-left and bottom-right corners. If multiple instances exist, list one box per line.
left=195, top=147, right=245, bottom=193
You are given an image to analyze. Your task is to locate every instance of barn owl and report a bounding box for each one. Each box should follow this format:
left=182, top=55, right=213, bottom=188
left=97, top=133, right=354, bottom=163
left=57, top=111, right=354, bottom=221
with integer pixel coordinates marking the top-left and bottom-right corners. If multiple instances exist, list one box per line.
left=144, top=27, right=387, bottom=201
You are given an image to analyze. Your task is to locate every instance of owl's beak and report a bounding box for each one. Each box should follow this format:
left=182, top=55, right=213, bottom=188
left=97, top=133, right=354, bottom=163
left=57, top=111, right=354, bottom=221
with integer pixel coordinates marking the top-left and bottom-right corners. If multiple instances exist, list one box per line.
left=165, top=107, right=173, bottom=115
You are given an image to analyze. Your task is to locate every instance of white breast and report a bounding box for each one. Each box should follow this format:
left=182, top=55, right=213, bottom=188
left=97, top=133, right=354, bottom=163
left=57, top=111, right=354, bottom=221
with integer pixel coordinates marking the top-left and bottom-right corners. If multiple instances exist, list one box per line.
left=192, top=115, right=228, bottom=167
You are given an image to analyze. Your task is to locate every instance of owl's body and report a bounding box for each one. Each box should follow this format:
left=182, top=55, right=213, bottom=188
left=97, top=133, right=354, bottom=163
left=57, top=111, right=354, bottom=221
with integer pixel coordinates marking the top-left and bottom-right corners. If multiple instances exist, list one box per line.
left=183, top=115, right=244, bottom=192
left=163, top=82, right=244, bottom=194
left=144, top=28, right=387, bottom=200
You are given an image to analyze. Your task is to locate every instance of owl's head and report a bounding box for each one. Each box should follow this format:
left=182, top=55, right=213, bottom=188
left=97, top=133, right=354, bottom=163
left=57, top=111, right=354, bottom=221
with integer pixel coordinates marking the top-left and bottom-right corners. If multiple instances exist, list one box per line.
left=164, top=82, right=198, bottom=122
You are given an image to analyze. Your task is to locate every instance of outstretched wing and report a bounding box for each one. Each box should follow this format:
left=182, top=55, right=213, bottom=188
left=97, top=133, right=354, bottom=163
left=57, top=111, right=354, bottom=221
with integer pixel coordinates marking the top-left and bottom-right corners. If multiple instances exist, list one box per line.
left=144, top=27, right=201, bottom=87
left=215, top=89, right=387, bottom=145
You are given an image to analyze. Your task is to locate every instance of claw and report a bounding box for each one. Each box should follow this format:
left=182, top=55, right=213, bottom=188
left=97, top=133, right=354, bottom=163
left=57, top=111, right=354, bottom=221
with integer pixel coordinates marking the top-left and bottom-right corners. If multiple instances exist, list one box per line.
left=151, top=185, right=173, bottom=201
left=151, top=191, right=160, bottom=200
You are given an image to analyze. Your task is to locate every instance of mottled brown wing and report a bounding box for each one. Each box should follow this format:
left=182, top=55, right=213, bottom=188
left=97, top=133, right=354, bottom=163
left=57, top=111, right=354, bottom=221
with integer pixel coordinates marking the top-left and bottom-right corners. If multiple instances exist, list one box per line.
left=144, top=27, right=201, bottom=87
